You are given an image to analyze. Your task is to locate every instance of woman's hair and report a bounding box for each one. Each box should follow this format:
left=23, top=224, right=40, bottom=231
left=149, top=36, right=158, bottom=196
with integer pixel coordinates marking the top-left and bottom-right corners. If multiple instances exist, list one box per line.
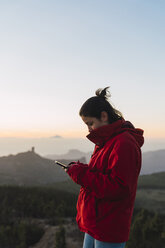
left=79, top=87, right=123, bottom=123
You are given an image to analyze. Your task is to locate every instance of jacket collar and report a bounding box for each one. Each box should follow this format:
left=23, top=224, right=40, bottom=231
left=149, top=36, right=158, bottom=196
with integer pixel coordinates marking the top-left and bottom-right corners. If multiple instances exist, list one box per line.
left=86, top=118, right=125, bottom=147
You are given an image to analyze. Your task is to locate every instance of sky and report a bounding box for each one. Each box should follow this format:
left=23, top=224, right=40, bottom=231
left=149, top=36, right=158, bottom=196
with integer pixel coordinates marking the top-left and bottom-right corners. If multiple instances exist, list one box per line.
left=0, top=0, right=165, bottom=156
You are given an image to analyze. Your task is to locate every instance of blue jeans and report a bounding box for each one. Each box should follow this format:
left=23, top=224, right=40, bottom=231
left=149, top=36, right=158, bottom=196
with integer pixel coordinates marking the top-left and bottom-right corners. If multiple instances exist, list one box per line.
left=83, top=233, right=126, bottom=248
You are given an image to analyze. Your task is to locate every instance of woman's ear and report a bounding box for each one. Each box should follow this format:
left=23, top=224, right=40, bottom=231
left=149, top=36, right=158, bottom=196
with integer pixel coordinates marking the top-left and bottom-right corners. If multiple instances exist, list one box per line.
left=101, top=111, right=109, bottom=123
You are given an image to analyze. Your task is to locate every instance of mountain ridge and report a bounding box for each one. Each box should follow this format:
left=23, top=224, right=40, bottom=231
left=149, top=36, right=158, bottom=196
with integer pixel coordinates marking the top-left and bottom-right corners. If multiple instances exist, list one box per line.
left=0, top=148, right=86, bottom=186
left=141, top=149, right=165, bottom=174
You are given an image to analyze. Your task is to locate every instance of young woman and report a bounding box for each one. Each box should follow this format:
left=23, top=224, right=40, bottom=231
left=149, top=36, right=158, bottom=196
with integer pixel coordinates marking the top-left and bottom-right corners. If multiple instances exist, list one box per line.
left=65, top=87, right=144, bottom=248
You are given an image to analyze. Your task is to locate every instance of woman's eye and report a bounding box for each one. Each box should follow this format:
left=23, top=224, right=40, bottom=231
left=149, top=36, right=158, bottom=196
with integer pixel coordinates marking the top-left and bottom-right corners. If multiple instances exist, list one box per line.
left=86, top=122, right=93, bottom=126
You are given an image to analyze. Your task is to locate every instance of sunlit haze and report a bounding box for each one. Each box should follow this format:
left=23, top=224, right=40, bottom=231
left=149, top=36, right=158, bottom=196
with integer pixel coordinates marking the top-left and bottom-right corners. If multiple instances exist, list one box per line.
left=0, top=0, right=165, bottom=156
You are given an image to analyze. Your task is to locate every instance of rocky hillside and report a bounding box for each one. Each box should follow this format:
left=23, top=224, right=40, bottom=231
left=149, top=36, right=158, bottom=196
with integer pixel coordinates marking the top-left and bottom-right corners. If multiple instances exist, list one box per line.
left=0, top=149, right=86, bottom=186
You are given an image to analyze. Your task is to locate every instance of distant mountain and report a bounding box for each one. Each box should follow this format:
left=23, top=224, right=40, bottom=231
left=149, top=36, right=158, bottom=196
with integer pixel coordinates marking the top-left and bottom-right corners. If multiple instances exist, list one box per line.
left=46, top=149, right=92, bottom=163
left=0, top=149, right=85, bottom=186
left=141, top=149, right=165, bottom=175
left=46, top=148, right=165, bottom=175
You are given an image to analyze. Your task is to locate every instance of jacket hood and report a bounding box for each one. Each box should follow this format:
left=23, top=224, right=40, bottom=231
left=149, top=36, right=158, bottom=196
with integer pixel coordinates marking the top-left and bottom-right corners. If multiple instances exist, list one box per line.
left=86, top=118, right=144, bottom=148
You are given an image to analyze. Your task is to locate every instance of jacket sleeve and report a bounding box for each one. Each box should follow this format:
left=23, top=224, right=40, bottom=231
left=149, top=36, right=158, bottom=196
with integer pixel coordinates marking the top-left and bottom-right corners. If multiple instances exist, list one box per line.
left=67, top=140, right=140, bottom=200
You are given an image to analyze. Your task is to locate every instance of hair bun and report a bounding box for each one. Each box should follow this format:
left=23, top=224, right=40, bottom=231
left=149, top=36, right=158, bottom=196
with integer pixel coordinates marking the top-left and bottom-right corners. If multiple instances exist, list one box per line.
left=95, top=87, right=111, bottom=100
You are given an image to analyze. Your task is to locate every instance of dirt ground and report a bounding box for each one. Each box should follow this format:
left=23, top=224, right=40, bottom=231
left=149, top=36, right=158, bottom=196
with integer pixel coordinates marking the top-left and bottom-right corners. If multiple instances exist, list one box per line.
left=28, top=218, right=84, bottom=248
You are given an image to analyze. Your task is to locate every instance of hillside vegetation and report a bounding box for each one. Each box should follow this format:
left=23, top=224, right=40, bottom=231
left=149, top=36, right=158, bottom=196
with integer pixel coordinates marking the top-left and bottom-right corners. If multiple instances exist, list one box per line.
left=0, top=185, right=164, bottom=248
left=138, top=172, right=165, bottom=189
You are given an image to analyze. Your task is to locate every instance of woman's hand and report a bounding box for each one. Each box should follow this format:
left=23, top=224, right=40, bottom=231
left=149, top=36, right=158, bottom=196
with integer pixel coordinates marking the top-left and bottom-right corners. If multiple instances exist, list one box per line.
left=64, top=161, right=77, bottom=172
left=64, top=161, right=86, bottom=172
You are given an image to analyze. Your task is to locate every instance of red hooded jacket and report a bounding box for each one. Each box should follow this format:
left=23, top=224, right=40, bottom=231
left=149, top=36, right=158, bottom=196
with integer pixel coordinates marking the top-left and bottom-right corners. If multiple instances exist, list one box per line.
left=67, top=118, right=144, bottom=242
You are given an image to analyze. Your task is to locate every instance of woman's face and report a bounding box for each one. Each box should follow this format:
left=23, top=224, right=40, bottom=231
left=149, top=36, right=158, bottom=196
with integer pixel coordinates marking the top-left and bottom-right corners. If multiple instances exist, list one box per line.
left=81, top=111, right=109, bottom=133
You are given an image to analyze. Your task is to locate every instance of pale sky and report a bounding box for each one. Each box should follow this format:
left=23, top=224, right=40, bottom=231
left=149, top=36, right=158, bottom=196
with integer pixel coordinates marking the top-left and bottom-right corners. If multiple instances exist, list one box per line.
left=0, top=0, right=165, bottom=155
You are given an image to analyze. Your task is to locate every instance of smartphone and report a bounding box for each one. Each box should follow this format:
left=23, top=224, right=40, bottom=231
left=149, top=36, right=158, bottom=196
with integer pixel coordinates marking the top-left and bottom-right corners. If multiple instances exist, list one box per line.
left=54, top=160, right=68, bottom=169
